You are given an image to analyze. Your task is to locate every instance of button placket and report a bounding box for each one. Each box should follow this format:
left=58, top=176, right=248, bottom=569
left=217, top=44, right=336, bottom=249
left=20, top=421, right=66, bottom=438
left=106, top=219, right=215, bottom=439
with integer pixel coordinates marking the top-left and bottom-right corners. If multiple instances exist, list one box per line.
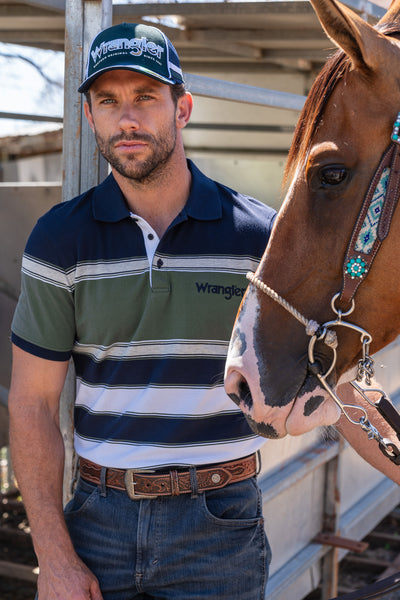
left=130, top=213, right=159, bottom=286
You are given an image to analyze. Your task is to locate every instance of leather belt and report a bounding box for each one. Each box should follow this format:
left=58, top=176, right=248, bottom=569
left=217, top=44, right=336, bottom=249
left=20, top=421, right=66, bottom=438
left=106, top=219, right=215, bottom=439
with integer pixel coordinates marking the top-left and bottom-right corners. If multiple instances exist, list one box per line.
left=79, top=454, right=257, bottom=500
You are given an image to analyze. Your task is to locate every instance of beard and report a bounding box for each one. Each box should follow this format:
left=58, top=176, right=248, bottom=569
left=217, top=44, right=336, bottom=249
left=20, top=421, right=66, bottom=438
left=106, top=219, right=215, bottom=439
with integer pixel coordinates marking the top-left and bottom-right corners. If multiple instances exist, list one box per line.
left=94, top=120, right=177, bottom=184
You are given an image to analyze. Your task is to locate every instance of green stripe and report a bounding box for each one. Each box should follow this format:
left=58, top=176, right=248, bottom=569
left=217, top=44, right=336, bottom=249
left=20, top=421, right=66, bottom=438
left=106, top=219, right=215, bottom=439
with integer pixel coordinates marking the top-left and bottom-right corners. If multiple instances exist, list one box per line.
left=12, top=274, right=75, bottom=352
left=14, top=257, right=255, bottom=353
left=74, top=270, right=248, bottom=345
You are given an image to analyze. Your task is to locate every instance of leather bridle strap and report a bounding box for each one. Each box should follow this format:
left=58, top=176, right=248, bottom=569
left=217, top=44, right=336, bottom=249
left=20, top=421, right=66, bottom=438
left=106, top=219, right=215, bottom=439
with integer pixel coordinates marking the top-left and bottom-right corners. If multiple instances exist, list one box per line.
left=330, top=570, right=400, bottom=599
left=339, top=138, right=400, bottom=307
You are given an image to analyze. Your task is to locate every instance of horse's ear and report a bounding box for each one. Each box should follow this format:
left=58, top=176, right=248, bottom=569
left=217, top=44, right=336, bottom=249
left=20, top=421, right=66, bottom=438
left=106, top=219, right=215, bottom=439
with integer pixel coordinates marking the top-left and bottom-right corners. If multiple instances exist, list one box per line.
left=309, top=0, right=399, bottom=74
left=378, top=0, right=400, bottom=26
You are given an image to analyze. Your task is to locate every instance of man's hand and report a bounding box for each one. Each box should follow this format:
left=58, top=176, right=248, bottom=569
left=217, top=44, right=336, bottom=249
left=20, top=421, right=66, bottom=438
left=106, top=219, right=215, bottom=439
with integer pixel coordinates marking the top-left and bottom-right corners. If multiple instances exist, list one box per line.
left=37, top=552, right=103, bottom=599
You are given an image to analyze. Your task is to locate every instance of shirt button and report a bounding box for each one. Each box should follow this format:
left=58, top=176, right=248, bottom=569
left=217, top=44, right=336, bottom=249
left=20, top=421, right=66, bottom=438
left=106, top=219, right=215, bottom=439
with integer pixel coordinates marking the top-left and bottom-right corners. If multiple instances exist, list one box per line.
left=148, top=233, right=154, bottom=240
left=156, top=259, right=163, bottom=268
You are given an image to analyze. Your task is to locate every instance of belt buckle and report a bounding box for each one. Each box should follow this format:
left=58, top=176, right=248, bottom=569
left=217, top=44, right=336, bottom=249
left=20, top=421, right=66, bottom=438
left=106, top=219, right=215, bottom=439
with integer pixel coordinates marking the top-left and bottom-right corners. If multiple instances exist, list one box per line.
left=124, top=469, right=158, bottom=500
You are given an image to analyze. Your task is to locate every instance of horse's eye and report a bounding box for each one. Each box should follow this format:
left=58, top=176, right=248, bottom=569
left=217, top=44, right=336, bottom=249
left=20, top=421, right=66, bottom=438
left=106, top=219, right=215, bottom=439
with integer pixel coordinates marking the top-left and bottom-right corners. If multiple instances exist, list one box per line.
left=320, top=166, right=348, bottom=186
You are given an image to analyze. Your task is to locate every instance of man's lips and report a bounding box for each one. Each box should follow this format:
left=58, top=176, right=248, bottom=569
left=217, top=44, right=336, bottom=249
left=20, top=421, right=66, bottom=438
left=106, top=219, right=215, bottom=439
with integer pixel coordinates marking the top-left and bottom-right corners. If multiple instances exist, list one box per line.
left=114, top=140, right=147, bottom=151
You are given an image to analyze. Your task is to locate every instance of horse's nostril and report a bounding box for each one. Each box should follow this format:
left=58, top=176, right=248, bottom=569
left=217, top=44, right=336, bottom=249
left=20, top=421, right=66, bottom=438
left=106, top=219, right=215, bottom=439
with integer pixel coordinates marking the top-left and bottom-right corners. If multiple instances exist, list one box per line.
left=228, top=392, right=241, bottom=406
left=226, top=376, right=253, bottom=409
left=239, top=378, right=250, bottom=398
left=238, top=378, right=253, bottom=409
left=225, top=372, right=253, bottom=409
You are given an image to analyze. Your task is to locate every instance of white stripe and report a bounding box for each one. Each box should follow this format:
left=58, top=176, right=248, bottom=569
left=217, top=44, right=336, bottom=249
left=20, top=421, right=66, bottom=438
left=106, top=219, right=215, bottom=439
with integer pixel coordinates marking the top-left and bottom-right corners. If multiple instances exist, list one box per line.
left=73, top=339, right=228, bottom=361
left=22, top=255, right=74, bottom=291
left=74, top=255, right=257, bottom=277
left=22, top=254, right=258, bottom=288
left=74, top=435, right=264, bottom=470
left=75, top=383, right=233, bottom=416
left=168, top=60, right=183, bottom=78
left=159, top=255, right=259, bottom=273
left=75, top=258, right=149, bottom=282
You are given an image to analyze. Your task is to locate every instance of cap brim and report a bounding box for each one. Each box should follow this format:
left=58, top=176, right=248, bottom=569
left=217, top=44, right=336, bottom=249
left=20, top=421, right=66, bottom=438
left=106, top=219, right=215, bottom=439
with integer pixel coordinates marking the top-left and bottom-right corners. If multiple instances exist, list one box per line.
left=78, top=65, right=181, bottom=93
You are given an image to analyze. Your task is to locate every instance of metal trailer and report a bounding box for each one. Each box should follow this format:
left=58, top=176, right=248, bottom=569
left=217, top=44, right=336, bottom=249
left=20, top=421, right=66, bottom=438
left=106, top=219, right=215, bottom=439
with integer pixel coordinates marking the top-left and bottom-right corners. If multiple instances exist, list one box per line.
left=0, top=1, right=399, bottom=598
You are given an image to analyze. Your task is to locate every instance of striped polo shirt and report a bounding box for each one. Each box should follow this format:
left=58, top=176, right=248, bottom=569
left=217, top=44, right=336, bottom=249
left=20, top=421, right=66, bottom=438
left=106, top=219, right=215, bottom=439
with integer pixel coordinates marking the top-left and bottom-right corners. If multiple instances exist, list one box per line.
left=11, top=160, right=276, bottom=469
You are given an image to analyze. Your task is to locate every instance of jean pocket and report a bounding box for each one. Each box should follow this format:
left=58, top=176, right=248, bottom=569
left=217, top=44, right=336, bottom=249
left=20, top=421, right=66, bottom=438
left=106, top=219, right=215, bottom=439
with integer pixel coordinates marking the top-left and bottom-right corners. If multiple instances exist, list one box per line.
left=201, top=478, right=264, bottom=528
left=64, top=477, right=100, bottom=516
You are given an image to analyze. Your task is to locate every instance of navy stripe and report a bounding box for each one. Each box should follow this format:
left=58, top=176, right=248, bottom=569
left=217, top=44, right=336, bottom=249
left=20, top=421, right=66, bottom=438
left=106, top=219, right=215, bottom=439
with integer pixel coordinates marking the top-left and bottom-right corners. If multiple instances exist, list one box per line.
left=11, top=332, right=71, bottom=361
left=24, top=165, right=275, bottom=269
left=75, top=406, right=254, bottom=445
left=73, top=354, right=226, bottom=387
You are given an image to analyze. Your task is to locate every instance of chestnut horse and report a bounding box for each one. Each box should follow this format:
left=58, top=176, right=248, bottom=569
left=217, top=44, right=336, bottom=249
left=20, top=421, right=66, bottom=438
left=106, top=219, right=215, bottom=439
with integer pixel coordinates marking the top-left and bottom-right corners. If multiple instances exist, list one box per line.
left=224, top=0, right=400, bottom=442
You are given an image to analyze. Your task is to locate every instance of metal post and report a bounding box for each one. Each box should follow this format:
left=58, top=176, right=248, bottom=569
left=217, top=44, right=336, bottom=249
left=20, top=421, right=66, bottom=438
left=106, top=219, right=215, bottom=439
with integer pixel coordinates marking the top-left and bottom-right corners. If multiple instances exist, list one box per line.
left=61, top=0, right=112, bottom=505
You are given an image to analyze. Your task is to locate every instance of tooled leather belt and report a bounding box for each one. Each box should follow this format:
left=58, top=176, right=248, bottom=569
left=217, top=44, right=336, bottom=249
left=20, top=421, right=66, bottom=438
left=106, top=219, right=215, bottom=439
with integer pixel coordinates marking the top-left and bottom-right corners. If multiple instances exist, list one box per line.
left=79, top=454, right=258, bottom=500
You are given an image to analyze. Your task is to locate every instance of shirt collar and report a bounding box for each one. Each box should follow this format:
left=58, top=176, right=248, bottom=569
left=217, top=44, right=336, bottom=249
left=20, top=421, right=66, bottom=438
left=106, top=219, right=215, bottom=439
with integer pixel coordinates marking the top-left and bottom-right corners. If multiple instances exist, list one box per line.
left=92, top=160, right=222, bottom=223
left=92, top=173, right=130, bottom=222
left=183, top=160, right=222, bottom=221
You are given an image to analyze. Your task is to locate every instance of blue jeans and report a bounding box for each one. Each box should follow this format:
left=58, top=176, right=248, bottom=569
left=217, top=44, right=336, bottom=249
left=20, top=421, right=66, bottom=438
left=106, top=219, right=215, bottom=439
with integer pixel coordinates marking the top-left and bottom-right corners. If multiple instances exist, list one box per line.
left=61, top=475, right=271, bottom=599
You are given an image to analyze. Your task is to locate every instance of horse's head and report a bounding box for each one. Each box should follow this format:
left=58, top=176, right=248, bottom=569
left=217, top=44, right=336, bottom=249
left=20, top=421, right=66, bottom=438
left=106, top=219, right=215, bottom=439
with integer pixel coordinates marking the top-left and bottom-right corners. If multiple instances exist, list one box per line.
left=225, top=0, right=400, bottom=439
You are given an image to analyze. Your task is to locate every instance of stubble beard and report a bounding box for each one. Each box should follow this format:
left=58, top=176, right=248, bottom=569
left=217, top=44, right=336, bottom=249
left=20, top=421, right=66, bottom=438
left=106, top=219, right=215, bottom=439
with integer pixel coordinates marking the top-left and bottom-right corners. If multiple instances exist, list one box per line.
left=95, top=122, right=178, bottom=185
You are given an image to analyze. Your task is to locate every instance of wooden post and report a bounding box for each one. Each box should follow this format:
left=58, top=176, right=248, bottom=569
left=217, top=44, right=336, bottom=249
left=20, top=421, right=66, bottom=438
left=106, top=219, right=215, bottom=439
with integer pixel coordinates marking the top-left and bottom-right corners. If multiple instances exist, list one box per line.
left=61, top=0, right=112, bottom=505
left=320, top=437, right=344, bottom=599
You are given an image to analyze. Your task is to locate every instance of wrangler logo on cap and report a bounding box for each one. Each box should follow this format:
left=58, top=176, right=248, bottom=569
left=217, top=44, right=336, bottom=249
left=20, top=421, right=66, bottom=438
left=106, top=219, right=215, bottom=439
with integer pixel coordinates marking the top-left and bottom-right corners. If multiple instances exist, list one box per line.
left=91, top=36, right=164, bottom=64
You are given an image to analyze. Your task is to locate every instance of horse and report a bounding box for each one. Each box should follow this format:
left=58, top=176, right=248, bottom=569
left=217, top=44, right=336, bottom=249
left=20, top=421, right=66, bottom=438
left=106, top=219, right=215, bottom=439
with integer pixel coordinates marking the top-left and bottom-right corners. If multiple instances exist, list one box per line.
left=224, top=0, right=400, bottom=446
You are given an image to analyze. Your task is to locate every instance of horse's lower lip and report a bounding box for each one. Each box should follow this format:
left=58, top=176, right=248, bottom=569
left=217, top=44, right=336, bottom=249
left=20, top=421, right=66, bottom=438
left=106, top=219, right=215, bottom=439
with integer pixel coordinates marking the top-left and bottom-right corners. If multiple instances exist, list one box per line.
left=285, top=366, right=341, bottom=435
left=295, top=366, right=337, bottom=407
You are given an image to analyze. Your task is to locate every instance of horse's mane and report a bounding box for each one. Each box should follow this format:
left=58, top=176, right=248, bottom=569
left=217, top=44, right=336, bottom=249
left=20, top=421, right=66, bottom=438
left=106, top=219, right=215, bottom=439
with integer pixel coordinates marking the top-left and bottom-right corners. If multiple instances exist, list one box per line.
left=283, top=50, right=349, bottom=187
left=283, top=21, right=400, bottom=189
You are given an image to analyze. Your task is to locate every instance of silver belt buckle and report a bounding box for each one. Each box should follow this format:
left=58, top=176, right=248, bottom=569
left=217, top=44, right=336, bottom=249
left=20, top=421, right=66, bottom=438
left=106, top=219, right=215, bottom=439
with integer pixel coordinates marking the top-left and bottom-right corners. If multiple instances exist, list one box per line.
left=124, top=468, right=158, bottom=500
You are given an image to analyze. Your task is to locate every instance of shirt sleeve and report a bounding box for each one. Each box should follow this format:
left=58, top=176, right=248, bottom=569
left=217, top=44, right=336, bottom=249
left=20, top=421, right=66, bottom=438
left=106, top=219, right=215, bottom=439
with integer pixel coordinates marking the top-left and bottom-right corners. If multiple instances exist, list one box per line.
left=11, top=217, right=76, bottom=361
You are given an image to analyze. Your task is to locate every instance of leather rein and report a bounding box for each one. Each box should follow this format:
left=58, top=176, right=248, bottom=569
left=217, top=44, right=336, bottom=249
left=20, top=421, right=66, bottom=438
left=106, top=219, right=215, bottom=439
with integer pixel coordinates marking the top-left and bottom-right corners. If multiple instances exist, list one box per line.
left=330, top=570, right=400, bottom=599
left=247, top=112, right=400, bottom=465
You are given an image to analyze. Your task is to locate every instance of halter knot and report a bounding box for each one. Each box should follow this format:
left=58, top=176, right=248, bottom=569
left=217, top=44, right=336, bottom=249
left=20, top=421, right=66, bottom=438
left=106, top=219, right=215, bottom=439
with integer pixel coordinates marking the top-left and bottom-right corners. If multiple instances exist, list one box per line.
left=325, top=329, right=338, bottom=349
left=246, top=272, right=338, bottom=349
left=305, top=320, right=319, bottom=337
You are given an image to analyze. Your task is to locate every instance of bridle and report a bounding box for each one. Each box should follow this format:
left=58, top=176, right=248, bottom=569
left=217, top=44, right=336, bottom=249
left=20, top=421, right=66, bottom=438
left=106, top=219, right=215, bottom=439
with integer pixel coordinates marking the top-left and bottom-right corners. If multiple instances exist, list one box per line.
left=247, top=112, right=400, bottom=465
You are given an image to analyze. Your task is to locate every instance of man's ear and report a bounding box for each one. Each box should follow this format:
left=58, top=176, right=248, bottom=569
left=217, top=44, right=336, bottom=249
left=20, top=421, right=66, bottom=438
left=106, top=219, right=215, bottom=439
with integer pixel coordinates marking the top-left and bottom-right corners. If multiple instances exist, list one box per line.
left=84, top=100, right=95, bottom=133
left=176, top=92, right=193, bottom=130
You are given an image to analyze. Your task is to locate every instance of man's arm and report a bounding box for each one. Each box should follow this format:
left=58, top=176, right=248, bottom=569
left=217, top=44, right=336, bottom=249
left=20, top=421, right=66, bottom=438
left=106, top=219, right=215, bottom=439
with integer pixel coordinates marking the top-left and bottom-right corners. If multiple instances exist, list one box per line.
left=8, top=345, right=103, bottom=600
left=336, top=382, right=400, bottom=484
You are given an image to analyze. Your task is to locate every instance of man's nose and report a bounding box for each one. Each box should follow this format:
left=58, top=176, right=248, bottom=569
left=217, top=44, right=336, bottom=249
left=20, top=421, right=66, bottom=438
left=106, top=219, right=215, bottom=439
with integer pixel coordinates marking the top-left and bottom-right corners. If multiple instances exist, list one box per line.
left=118, top=103, right=140, bottom=129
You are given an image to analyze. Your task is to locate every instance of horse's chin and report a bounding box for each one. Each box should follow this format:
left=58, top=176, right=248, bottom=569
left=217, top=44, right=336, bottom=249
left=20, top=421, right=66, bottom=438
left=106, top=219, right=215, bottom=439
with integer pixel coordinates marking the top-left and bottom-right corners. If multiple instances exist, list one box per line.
left=285, top=374, right=341, bottom=436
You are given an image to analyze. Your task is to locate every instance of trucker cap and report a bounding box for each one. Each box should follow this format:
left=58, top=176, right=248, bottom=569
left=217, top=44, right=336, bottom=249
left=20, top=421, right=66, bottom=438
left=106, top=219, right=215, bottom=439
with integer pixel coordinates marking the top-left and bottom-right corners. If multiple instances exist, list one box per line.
left=78, top=22, right=184, bottom=93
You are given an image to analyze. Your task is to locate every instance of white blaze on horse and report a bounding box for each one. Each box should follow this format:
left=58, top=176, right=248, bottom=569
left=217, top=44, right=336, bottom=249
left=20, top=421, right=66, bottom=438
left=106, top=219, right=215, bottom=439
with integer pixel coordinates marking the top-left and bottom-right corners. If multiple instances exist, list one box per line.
left=224, top=0, right=400, bottom=446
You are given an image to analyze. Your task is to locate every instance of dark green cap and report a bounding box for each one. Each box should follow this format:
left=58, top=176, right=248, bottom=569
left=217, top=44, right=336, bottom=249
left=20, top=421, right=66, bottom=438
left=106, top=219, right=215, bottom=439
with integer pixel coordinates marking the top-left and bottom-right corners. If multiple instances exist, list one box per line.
left=79, top=22, right=184, bottom=93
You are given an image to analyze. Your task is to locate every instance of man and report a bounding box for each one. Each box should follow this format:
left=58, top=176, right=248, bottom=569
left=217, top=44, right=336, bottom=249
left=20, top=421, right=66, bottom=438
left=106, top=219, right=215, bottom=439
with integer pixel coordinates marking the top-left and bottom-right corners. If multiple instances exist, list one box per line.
left=9, top=23, right=275, bottom=600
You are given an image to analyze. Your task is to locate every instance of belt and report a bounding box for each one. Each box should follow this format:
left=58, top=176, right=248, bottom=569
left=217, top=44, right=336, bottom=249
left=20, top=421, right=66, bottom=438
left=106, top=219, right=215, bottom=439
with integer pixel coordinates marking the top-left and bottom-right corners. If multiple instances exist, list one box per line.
left=79, top=454, right=257, bottom=500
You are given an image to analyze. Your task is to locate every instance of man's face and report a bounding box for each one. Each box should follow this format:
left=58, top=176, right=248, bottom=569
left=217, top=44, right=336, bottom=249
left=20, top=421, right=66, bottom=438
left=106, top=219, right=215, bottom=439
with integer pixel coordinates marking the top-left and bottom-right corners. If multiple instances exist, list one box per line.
left=84, top=70, right=183, bottom=183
